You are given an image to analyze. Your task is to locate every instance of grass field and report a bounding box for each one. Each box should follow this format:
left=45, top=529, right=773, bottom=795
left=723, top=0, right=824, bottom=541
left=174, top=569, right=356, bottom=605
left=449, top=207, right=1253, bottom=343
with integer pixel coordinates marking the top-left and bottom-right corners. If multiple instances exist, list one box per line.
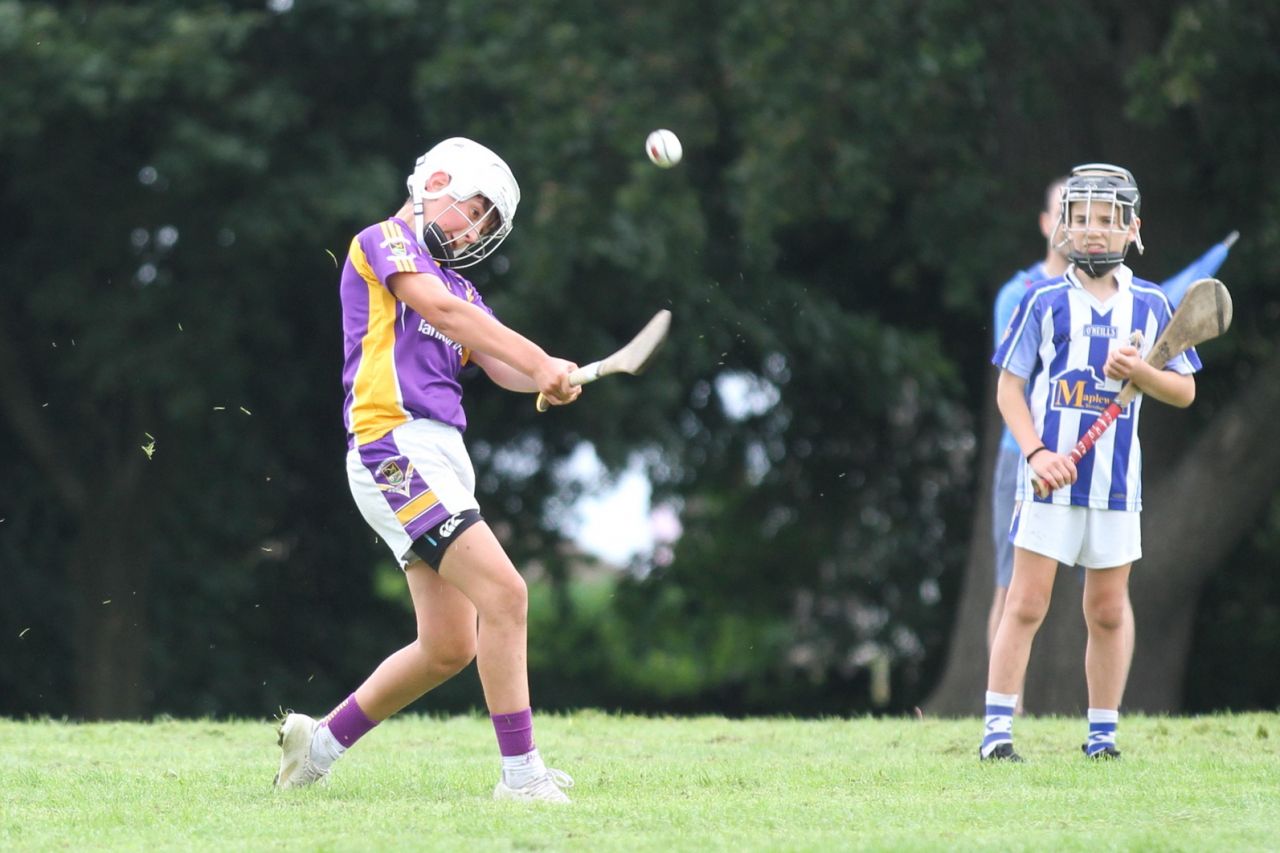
left=3, top=711, right=1277, bottom=851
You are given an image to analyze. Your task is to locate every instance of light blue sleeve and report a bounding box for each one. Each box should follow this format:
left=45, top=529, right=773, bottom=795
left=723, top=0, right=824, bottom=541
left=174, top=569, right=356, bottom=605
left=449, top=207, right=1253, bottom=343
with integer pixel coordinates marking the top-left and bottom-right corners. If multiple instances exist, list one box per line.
left=992, top=286, right=1042, bottom=379
left=993, top=275, right=1026, bottom=351
left=991, top=266, right=1036, bottom=452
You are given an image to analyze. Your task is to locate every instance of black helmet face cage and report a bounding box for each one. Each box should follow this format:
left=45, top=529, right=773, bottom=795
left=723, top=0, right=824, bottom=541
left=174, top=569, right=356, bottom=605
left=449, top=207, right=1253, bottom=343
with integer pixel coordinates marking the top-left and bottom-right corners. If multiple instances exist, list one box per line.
left=418, top=199, right=505, bottom=270
left=1059, top=167, right=1142, bottom=278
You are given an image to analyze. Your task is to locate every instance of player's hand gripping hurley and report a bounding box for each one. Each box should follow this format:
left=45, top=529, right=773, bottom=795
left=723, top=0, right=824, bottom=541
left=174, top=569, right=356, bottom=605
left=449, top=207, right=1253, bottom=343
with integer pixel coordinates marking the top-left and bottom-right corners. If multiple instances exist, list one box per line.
left=535, top=309, right=672, bottom=412
left=1031, top=278, right=1233, bottom=497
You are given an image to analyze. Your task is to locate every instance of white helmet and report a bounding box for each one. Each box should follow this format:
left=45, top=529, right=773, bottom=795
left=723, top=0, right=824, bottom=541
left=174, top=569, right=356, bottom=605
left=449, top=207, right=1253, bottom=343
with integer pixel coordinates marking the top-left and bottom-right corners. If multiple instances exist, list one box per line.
left=406, top=137, right=520, bottom=269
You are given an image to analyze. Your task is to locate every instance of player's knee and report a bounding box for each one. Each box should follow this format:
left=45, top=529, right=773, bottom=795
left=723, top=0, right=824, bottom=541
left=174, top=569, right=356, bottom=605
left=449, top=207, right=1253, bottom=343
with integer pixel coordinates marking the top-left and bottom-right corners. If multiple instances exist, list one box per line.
left=1005, top=592, right=1050, bottom=627
left=1085, top=599, right=1126, bottom=632
left=430, top=638, right=476, bottom=676
left=488, top=572, right=529, bottom=626
left=470, top=568, right=528, bottom=627
left=409, top=634, right=476, bottom=679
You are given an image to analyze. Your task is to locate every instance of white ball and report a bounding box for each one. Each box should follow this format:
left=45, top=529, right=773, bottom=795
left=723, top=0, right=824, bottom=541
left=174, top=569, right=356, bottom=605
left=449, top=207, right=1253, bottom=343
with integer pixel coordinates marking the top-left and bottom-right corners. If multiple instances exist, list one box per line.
left=645, top=129, right=682, bottom=168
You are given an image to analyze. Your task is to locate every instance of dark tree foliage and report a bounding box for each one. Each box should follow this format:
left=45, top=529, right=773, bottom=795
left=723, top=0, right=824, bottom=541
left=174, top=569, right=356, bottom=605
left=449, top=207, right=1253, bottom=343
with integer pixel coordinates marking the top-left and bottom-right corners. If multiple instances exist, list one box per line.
left=1, top=0, right=1277, bottom=719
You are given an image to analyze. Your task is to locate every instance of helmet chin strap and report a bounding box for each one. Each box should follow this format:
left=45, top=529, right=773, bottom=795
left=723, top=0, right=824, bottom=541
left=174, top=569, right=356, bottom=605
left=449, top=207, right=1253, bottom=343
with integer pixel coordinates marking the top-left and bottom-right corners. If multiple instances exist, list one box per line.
left=1072, top=226, right=1143, bottom=278
left=411, top=192, right=457, bottom=268
left=420, top=222, right=453, bottom=267
left=1076, top=255, right=1124, bottom=278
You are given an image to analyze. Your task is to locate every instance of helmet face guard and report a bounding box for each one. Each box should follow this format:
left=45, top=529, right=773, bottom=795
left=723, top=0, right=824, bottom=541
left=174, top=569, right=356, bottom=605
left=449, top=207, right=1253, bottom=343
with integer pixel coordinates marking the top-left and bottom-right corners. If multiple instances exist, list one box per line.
left=1058, top=163, right=1143, bottom=278
left=407, top=137, right=520, bottom=269
left=417, top=207, right=503, bottom=269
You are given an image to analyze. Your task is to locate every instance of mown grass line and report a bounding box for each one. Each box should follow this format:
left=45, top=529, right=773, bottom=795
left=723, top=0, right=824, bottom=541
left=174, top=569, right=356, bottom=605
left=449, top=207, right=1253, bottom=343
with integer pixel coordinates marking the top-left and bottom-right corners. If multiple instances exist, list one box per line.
left=2, top=712, right=1276, bottom=851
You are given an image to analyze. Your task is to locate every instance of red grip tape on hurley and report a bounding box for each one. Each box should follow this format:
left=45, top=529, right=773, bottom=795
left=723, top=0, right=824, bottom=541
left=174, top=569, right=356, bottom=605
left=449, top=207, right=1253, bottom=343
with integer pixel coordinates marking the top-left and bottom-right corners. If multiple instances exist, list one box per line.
left=1070, top=401, right=1122, bottom=462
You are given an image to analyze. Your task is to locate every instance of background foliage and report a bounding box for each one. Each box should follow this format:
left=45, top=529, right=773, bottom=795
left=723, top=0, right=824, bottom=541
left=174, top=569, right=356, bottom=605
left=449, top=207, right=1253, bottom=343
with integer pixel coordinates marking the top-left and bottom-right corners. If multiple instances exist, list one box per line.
left=1, top=0, right=1277, bottom=718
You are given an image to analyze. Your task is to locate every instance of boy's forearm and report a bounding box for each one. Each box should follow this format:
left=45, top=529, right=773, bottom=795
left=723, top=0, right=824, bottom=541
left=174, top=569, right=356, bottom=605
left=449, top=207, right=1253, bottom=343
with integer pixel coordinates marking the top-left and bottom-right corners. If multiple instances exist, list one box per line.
left=474, top=352, right=538, bottom=393
left=1135, top=366, right=1196, bottom=408
left=996, top=372, right=1043, bottom=455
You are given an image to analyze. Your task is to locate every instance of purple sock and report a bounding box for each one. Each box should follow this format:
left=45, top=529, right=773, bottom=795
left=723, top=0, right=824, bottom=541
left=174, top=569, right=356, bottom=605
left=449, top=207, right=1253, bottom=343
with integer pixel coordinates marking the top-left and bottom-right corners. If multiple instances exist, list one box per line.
left=491, top=707, right=535, bottom=757
left=324, top=693, right=378, bottom=748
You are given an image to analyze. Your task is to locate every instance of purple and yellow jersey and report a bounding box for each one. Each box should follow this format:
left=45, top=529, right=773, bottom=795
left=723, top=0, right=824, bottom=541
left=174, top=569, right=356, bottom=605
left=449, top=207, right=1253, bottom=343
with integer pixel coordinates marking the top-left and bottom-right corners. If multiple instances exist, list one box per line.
left=340, top=217, right=493, bottom=448
left=993, top=264, right=1200, bottom=511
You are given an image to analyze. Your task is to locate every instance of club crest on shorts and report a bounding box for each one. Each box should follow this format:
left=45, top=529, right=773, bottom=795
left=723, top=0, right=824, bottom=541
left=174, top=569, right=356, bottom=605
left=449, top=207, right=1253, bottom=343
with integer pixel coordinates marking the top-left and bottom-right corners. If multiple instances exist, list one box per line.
left=376, top=458, right=416, bottom=496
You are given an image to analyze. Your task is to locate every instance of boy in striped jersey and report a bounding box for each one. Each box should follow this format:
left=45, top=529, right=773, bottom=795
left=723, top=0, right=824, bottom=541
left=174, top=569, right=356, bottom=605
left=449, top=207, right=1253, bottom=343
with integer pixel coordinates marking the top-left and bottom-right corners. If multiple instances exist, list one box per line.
left=986, top=178, right=1136, bottom=717
left=980, top=164, right=1199, bottom=761
left=275, top=138, right=580, bottom=801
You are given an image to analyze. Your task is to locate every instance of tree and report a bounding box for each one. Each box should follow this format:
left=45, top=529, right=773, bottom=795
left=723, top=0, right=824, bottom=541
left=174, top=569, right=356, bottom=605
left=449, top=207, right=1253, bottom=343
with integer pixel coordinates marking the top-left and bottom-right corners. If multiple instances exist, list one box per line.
left=3, top=0, right=1278, bottom=721
left=0, top=3, right=278, bottom=718
left=0, top=1, right=439, bottom=718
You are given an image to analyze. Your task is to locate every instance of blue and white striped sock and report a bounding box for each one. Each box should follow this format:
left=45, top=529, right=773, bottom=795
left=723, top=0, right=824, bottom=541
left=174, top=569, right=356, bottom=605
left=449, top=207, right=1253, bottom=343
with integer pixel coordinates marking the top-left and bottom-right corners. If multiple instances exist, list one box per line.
left=1086, top=708, right=1119, bottom=755
left=981, top=690, right=1018, bottom=757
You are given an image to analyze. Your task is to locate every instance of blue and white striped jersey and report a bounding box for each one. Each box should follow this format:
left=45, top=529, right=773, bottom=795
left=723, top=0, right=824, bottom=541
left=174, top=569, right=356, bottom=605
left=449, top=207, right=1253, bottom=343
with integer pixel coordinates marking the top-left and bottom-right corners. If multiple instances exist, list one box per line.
left=992, top=265, right=1201, bottom=511
left=993, top=261, right=1049, bottom=453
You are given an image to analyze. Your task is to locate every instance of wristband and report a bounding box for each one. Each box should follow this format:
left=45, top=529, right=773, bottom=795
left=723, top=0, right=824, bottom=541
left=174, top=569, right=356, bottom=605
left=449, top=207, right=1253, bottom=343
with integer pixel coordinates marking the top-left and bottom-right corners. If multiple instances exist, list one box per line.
left=1026, top=446, right=1048, bottom=462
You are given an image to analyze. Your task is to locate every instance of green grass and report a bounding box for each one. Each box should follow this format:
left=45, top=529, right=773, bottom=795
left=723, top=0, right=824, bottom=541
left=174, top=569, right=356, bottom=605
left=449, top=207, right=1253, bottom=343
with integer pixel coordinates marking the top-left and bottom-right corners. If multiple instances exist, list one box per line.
left=2, top=712, right=1277, bottom=851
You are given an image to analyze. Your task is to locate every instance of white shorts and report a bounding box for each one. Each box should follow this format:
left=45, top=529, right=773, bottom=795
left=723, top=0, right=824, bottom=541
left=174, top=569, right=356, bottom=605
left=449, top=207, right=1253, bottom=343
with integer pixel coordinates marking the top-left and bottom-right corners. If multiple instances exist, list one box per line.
left=346, top=418, right=480, bottom=568
left=1010, top=501, right=1141, bottom=569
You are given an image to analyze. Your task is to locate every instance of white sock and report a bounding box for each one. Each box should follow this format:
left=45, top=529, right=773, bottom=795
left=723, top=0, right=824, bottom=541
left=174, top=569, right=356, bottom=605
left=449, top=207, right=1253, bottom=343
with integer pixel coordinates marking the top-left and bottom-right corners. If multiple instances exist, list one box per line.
left=311, top=724, right=346, bottom=770
left=981, top=690, right=1019, bottom=757
left=1086, top=707, right=1119, bottom=755
left=501, top=747, right=546, bottom=789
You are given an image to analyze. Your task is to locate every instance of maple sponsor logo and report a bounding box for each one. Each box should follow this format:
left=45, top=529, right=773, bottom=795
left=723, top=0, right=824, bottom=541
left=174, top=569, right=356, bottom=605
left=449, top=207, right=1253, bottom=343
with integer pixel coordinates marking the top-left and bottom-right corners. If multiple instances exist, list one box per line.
left=1050, top=367, right=1127, bottom=416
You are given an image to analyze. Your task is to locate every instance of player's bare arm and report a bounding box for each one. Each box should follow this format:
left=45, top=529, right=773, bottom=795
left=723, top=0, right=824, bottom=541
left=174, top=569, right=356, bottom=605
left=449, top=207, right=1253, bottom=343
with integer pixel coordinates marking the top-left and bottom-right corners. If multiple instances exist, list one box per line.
left=1103, top=345, right=1196, bottom=408
left=388, top=271, right=577, bottom=404
left=471, top=350, right=581, bottom=404
left=470, top=351, right=537, bottom=392
left=997, top=370, right=1077, bottom=489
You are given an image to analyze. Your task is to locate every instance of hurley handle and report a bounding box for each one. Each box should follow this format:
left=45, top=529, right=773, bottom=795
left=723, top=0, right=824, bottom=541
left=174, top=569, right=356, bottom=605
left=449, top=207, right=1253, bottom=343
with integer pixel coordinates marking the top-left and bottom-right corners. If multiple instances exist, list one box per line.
left=1031, top=400, right=1124, bottom=498
left=534, top=362, right=603, bottom=412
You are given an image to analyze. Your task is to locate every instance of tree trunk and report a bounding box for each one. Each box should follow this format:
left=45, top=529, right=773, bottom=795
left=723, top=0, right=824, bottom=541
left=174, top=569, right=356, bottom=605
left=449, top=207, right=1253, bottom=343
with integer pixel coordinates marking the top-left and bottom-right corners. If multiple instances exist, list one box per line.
left=925, top=367, right=1002, bottom=716
left=926, top=348, right=1280, bottom=716
left=0, top=322, right=153, bottom=719
left=67, top=462, right=151, bottom=720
